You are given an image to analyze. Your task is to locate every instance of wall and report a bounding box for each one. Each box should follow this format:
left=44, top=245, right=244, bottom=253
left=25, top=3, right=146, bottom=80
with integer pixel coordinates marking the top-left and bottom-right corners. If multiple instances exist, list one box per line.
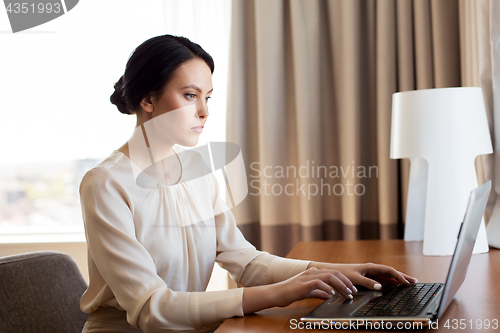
left=0, top=241, right=89, bottom=282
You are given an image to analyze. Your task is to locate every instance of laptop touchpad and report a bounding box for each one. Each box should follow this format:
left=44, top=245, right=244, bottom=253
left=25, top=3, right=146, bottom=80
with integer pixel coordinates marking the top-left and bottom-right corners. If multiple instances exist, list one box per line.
left=328, top=294, right=365, bottom=305
left=312, top=293, right=372, bottom=317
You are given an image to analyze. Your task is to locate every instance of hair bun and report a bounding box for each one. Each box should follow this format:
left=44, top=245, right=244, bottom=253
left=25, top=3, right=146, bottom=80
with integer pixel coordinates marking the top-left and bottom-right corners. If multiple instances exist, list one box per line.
left=110, top=76, right=131, bottom=114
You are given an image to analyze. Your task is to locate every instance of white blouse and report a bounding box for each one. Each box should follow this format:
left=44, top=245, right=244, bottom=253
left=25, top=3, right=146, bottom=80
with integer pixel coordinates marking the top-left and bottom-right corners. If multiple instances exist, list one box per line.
left=79, top=147, right=310, bottom=332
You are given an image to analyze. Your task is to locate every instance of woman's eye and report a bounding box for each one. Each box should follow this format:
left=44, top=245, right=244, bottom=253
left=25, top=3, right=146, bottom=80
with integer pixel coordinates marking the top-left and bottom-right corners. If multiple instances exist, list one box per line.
left=185, top=93, right=196, bottom=100
left=205, top=96, right=211, bottom=102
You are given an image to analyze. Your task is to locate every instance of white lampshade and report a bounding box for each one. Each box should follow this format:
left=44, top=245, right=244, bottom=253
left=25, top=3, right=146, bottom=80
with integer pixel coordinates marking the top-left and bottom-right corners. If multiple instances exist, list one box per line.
left=390, top=87, right=492, bottom=256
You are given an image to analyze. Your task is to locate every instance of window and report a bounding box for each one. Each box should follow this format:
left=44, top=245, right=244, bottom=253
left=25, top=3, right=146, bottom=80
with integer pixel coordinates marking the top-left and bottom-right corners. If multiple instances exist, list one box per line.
left=0, top=0, right=232, bottom=242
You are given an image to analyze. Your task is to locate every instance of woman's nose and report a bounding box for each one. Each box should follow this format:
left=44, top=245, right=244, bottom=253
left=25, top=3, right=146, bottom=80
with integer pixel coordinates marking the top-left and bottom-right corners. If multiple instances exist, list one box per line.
left=197, top=101, right=209, bottom=119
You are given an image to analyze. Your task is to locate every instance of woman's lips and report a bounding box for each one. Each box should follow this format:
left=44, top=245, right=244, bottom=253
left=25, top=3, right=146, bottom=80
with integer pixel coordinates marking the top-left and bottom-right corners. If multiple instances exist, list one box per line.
left=191, top=126, right=203, bottom=133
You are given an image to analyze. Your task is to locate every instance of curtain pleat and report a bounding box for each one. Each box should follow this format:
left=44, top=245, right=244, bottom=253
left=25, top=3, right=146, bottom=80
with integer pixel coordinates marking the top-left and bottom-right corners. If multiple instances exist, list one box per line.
left=375, top=0, right=398, bottom=238
left=431, top=0, right=461, bottom=87
left=227, top=0, right=461, bottom=256
left=458, top=0, right=499, bottom=247
left=486, top=0, right=500, bottom=247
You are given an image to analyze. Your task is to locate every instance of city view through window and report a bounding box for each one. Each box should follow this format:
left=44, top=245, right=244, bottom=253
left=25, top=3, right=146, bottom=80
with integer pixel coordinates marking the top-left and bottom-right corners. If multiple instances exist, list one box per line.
left=0, top=158, right=100, bottom=231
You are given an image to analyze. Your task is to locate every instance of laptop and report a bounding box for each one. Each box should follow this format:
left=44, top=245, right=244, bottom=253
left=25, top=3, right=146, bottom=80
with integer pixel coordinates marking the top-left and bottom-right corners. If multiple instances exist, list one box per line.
left=300, top=180, right=491, bottom=329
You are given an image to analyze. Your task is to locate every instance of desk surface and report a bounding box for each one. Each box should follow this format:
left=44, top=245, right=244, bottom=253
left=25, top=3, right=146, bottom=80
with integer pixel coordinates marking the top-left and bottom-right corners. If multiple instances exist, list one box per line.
left=217, top=240, right=500, bottom=333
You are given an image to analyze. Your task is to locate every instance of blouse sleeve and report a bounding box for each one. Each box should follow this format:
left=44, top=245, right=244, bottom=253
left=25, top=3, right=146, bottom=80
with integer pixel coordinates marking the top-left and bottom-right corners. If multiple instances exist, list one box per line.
left=211, top=174, right=311, bottom=288
left=80, top=167, right=244, bottom=332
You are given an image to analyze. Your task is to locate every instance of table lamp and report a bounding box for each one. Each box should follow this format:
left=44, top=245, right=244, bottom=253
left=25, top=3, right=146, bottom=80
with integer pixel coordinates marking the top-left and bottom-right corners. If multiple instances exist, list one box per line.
left=390, top=87, right=492, bottom=256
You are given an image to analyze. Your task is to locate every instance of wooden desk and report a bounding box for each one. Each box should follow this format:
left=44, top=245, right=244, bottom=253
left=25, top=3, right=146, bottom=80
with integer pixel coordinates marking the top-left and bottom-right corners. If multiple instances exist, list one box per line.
left=217, top=240, right=500, bottom=332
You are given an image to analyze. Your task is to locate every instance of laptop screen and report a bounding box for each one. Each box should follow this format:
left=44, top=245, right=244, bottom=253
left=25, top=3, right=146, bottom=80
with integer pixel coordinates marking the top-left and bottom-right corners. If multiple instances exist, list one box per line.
left=437, top=181, right=491, bottom=318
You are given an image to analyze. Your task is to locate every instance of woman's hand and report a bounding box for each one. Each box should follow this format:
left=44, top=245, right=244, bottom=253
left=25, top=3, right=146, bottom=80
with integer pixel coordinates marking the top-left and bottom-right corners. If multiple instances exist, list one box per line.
left=272, top=266, right=358, bottom=305
left=306, top=262, right=418, bottom=291
left=242, top=262, right=418, bottom=314
left=243, top=266, right=359, bottom=313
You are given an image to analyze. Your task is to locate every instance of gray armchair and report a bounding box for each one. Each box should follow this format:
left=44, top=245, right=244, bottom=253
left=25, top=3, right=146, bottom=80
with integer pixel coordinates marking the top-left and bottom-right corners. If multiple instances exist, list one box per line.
left=0, top=251, right=89, bottom=333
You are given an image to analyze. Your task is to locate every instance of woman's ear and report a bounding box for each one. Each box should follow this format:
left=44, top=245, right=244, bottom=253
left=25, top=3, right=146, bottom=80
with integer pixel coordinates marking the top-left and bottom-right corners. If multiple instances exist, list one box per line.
left=140, top=94, right=155, bottom=113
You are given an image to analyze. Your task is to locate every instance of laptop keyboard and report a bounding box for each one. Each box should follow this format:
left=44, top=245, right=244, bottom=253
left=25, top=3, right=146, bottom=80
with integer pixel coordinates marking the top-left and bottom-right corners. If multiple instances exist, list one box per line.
left=354, top=283, right=442, bottom=317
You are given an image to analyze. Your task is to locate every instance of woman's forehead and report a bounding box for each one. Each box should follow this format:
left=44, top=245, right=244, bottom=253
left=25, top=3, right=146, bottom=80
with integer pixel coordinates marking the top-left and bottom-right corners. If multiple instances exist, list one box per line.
left=169, top=59, right=213, bottom=91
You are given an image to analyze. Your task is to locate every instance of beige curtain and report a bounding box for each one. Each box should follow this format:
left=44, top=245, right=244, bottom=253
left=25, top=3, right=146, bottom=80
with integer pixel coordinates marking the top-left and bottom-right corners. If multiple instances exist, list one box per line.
left=227, top=0, right=461, bottom=256
left=459, top=0, right=500, bottom=247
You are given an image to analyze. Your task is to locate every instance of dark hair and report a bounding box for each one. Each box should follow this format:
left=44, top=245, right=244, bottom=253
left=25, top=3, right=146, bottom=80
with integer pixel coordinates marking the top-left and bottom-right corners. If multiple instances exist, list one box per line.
left=110, top=35, right=214, bottom=115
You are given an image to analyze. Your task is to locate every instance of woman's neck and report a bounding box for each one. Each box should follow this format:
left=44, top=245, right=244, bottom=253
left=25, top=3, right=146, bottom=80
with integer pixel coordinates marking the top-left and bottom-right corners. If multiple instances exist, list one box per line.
left=117, top=127, right=181, bottom=186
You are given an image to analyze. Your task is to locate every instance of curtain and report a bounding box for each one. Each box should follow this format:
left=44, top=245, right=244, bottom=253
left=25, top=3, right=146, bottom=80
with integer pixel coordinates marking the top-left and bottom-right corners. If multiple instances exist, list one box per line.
left=459, top=0, right=500, bottom=248
left=227, top=0, right=461, bottom=256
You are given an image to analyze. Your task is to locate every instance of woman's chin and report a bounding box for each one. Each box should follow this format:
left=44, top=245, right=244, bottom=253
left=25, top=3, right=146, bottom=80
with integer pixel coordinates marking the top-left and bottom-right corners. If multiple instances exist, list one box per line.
left=179, top=138, right=200, bottom=147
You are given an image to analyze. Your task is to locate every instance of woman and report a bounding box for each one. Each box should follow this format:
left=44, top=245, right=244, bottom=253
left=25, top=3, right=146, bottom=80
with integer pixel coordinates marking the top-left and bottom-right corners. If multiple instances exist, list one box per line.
left=79, top=35, right=417, bottom=333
